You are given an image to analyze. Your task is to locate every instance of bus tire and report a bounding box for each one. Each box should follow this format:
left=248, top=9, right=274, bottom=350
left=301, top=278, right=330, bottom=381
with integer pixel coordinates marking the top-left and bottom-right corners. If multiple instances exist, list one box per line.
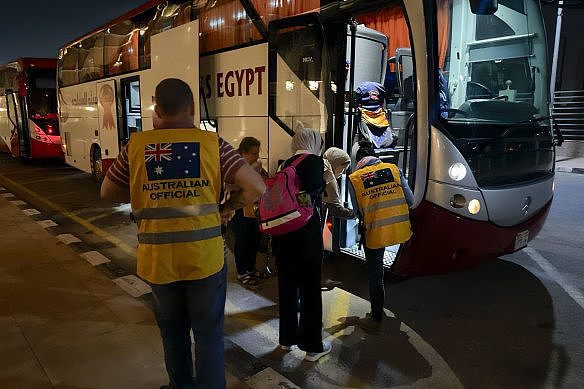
left=90, top=146, right=104, bottom=182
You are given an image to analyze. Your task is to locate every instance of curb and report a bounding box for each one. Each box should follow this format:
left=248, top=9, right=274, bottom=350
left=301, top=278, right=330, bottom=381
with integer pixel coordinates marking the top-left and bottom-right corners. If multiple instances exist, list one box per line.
left=556, top=167, right=584, bottom=174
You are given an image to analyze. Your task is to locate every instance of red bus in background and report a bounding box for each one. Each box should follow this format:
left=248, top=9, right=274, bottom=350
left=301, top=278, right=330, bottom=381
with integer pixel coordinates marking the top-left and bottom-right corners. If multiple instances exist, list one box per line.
left=0, top=58, right=63, bottom=161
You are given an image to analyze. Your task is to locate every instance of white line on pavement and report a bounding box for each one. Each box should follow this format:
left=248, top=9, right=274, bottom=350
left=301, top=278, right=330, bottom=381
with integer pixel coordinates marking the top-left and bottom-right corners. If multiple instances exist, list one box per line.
left=56, top=233, right=82, bottom=245
left=37, top=220, right=58, bottom=228
left=80, top=251, right=111, bottom=266
left=113, top=275, right=151, bottom=297
left=22, top=208, right=41, bottom=216
left=524, top=246, right=584, bottom=311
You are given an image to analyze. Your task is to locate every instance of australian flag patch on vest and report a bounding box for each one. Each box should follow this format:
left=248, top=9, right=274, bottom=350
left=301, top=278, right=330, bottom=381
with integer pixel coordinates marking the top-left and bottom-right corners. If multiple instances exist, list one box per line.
left=361, top=168, right=394, bottom=189
left=144, top=142, right=200, bottom=181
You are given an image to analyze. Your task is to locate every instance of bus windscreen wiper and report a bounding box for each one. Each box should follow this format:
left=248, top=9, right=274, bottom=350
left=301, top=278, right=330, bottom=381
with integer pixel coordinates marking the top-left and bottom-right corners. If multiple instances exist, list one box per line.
left=498, top=116, right=551, bottom=139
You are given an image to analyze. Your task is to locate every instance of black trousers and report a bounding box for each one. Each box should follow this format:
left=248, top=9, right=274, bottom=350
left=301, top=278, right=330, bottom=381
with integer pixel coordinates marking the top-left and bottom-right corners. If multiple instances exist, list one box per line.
left=231, top=210, right=260, bottom=276
left=273, top=215, right=323, bottom=353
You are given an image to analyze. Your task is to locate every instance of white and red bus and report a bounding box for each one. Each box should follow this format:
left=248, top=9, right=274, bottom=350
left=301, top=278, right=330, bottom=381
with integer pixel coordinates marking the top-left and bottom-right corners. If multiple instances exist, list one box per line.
left=57, top=0, right=557, bottom=276
left=0, top=58, right=63, bottom=161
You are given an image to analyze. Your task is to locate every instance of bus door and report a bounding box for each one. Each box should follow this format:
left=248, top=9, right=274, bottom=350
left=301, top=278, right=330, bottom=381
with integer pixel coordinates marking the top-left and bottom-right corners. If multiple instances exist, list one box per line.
left=119, top=76, right=142, bottom=145
left=269, top=2, right=418, bottom=267
left=4, top=89, right=27, bottom=158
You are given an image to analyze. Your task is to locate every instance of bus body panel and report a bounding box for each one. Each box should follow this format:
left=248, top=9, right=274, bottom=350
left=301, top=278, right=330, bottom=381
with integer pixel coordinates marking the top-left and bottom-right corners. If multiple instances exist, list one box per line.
left=392, top=198, right=551, bottom=276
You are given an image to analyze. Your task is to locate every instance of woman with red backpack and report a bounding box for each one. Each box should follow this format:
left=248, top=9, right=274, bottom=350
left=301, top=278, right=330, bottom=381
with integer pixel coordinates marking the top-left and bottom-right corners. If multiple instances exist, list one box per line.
left=272, top=127, right=332, bottom=362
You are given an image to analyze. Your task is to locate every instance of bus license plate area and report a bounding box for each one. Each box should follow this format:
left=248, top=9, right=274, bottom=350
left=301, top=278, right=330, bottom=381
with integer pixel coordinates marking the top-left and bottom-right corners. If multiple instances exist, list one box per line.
left=514, top=230, right=529, bottom=250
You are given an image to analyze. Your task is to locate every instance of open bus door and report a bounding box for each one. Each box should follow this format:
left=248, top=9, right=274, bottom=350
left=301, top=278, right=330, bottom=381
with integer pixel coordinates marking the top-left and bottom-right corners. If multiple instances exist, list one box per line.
left=268, top=3, right=420, bottom=272
left=4, top=89, right=29, bottom=159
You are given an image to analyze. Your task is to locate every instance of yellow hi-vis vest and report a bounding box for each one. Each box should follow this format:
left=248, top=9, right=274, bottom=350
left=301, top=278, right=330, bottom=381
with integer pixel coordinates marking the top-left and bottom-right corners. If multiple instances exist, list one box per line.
left=349, top=162, right=412, bottom=249
left=128, top=129, right=223, bottom=284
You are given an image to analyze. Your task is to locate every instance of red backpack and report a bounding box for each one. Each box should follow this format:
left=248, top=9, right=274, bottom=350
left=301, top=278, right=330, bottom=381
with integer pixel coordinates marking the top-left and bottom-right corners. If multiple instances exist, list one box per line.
left=258, top=154, right=313, bottom=235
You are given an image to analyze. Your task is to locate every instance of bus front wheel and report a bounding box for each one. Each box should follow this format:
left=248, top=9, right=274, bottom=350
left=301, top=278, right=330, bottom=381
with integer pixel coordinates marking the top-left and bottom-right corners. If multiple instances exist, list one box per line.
left=91, top=146, right=103, bottom=182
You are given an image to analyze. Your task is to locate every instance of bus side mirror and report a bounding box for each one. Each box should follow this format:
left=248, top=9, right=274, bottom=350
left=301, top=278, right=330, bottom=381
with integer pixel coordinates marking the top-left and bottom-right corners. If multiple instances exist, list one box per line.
left=469, top=0, right=498, bottom=15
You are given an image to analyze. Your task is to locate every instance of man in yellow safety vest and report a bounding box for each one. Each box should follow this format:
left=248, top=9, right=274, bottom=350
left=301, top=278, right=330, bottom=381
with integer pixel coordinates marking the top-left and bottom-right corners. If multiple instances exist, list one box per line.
left=100, top=78, right=265, bottom=389
left=348, top=142, right=413, bottom=334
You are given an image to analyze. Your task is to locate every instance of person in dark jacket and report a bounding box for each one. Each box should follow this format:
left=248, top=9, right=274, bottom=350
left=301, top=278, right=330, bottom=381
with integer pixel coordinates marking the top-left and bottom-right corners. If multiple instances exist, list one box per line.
left=273, top=128, right=332, bottom=362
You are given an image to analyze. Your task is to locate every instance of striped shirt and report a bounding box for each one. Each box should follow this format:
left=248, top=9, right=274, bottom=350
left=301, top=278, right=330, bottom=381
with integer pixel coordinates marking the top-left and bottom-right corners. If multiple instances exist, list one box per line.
left=107, top=136, right=246, bottom=188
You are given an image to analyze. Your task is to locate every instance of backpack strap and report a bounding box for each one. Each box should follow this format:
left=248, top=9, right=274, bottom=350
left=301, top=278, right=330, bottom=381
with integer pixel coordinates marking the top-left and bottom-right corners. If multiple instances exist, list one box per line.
left=289, top=153, right=310, bottom=168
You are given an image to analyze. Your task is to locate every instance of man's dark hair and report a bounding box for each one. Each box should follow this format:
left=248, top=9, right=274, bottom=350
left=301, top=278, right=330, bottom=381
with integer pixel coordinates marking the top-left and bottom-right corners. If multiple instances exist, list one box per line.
left=155, top=78, right=194, bottom=116
left=356, top=140, right=377, bottom=162
left=238, top=136, right=261, bottom=152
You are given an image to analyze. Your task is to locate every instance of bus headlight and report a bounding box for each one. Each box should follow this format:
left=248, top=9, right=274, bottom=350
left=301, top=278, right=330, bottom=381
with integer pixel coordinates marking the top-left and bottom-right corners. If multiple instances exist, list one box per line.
left=448, top=162, right=467, bottom=181
left=468, top=199, right=481, bottom=215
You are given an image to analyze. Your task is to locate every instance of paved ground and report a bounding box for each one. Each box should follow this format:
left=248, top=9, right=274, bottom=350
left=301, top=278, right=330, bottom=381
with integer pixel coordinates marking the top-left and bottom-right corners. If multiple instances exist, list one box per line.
left=0, top=154, right=583, bottom=388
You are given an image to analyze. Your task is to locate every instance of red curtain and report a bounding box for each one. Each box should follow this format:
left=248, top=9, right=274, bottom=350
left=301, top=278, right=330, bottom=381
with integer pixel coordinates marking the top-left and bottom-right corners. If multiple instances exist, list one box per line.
left=252, top=0, right=320, bottom=23
left=357, top=6, right=411, bottom=60
left=437, top=0, right=450, bottom=69
left=357, top=1, right=450, bottom=69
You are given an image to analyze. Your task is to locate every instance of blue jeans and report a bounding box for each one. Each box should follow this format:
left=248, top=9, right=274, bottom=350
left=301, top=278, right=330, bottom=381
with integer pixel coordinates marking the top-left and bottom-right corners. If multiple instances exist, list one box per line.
left=150, top=265, right=227, bottom=389
left=364, top=246, right=385, bottom=321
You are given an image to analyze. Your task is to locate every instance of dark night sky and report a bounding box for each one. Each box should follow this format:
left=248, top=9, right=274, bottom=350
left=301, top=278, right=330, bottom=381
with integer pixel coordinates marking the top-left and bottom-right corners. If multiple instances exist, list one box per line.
left=0, top=0, right=146, bottom=64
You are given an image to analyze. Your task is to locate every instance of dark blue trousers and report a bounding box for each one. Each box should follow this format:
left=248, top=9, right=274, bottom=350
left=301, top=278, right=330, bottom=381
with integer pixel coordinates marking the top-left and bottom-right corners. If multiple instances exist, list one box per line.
left=364, top=245, right=385, bottom=321
left=150, top=265, right=227, bottom=389
left=231, top=210, right=260, bottom=276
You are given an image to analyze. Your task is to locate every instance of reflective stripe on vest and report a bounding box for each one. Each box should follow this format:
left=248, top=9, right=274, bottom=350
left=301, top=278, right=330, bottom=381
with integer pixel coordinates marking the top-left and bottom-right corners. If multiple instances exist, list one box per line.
left=133, top=204, right=219, bottom=221
left=366, top=213, right=410, bottom=231
left=138, top=225, right=222, bottom=244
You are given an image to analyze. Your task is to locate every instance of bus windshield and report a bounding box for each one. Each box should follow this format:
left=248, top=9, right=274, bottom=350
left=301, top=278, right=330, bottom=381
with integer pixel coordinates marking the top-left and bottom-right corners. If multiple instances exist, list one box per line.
left=440, top=0, right=549, bottom=124
left=26, top=68, right=57, bottom=119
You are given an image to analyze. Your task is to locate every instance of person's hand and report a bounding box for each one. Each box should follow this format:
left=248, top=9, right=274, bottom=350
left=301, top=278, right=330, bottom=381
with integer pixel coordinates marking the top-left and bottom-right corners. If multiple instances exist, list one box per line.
left=220, top=210, right=235, bottom=225
left=251, top=160, right=262, bottom=173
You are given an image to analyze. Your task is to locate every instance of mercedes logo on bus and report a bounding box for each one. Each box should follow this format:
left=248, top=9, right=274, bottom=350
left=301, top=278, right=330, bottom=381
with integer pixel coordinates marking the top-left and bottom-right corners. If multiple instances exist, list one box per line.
left=521, top=196, right=532, bottom=216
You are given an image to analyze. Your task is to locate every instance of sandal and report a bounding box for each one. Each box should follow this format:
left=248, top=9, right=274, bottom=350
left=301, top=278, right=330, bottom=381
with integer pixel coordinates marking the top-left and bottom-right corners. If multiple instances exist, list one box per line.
left=237, top=273, right=260, bottom=286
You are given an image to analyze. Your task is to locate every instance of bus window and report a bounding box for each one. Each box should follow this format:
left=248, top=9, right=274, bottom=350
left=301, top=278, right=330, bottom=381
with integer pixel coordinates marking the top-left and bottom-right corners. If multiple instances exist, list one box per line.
left=141, top=1, right=191, bottom=67
left=271, top=19, right=328, bottom=133
left=27, top=68, right=57, bottom=120
left=198, top=0, right=267, bottom=53
left=105, top=21, right=139, bottom=75
left=58, top=47, right=79, bottom=87
left=252, top=0, right=320, bottom=23
left=78, top=34, right=105, bottom=83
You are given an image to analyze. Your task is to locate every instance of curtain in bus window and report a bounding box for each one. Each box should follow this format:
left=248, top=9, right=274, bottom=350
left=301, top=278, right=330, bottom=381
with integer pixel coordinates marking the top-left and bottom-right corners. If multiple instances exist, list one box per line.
left=199, top=0, right=263, bottom=53
left=142, top=3, right=184, bottom=66
left=78, top=34, right=105, bottom=83
left=251, top=0, right=319, bottom=23
left=357, top=7, right=411, bottom=60
left=105, top=21, right=139, bottom=75
left=437, top=0, right=450, bottom=69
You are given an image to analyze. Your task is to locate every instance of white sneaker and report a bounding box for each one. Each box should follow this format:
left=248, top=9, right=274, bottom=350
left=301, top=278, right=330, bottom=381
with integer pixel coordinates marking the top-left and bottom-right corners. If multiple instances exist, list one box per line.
left=304, top=341, right=332, bottom=362
left=280, top=344, right=295, bottom=351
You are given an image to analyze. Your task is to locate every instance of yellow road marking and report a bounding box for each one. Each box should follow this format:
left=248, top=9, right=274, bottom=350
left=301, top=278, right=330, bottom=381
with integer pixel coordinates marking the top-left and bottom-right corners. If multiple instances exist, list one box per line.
left=0, top=174, right=135, bottom=256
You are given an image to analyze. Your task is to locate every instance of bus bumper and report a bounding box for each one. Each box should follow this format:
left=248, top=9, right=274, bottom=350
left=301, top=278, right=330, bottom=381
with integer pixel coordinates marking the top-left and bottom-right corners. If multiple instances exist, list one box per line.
left=30, top=137, right=64, bottom=159
left=391, top=199, right=552, bottom=277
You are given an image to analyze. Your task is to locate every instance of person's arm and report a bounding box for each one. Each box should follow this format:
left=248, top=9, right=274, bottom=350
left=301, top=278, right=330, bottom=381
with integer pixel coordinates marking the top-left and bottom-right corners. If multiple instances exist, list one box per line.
left=101, top=176, right=130, bottom=203
left=100, top=145, right=130, bottom=203
left=221, top=163, right=265, bottom=215
left=323, top=180, right=355, bottom=219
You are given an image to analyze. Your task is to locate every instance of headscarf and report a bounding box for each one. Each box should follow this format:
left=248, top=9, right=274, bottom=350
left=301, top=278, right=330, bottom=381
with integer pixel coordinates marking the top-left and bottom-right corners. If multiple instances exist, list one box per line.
left=323, top=147, right=350, bottom=183
left=291, top=128, right=323, bottom=155
left=356, top=156, right=380, bottom=171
